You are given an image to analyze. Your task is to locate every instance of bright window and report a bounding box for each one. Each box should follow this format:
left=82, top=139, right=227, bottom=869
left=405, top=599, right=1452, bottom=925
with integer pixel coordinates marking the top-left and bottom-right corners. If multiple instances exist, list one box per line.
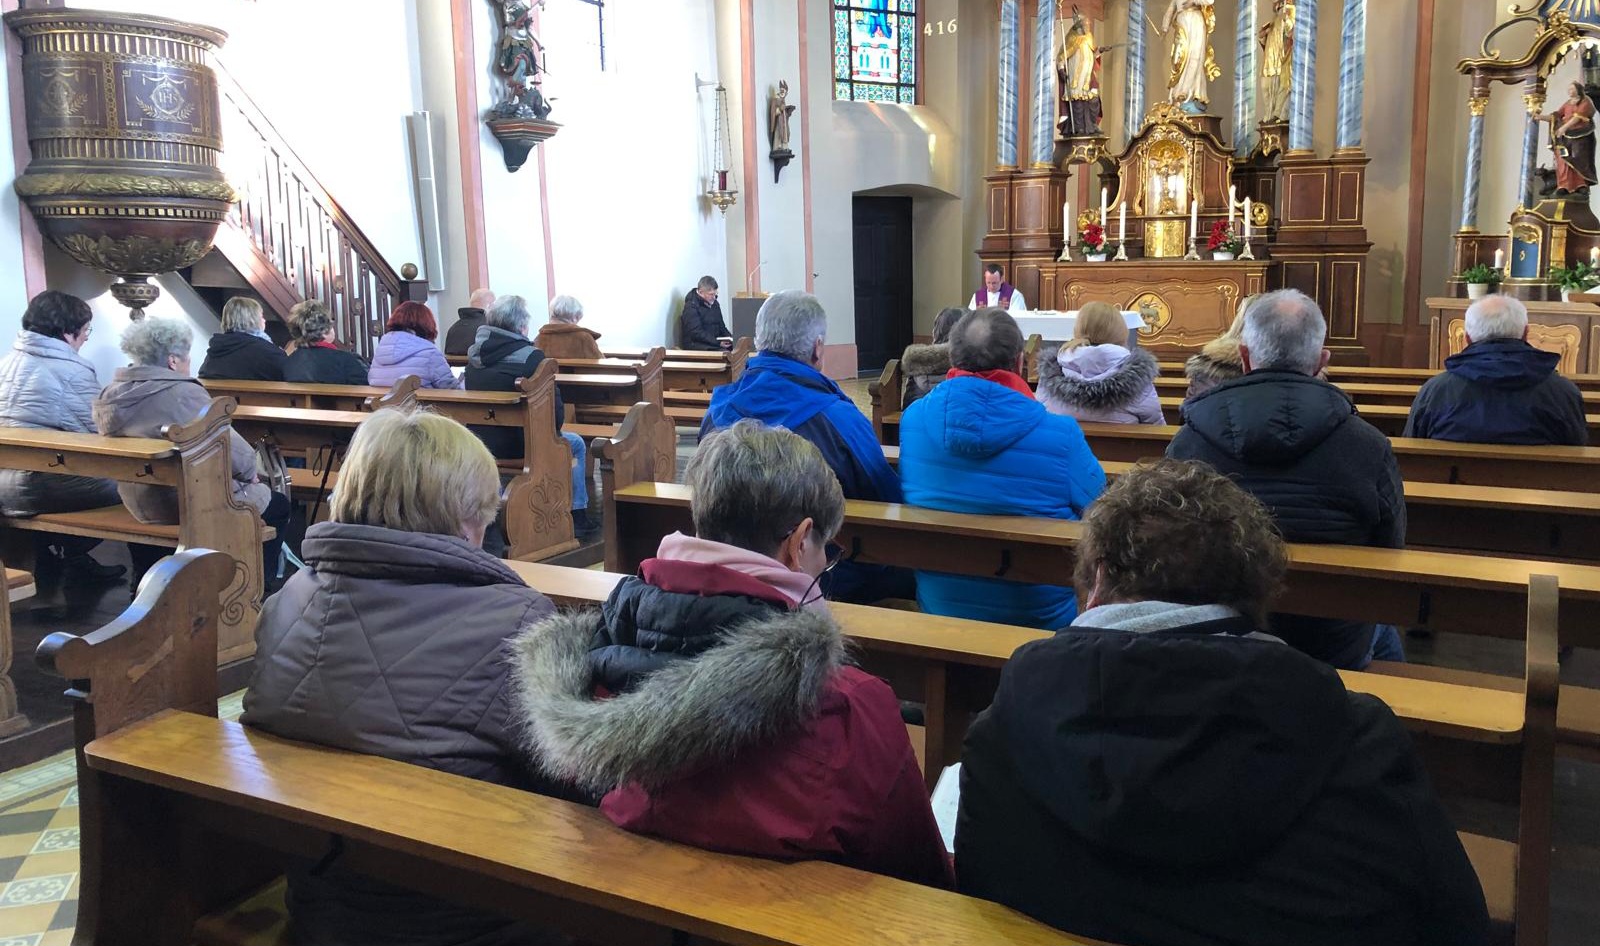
left=833, top=0, right=917, bottom=104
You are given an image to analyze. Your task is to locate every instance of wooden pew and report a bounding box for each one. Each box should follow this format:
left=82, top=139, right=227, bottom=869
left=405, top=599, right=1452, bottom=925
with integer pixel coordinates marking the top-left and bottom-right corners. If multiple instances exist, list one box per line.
left=555, top=348, right=665, bottom=421
left=510, top=560, right=1557, bottom=944
left=0, top=567, right=34, bottom=738
left=1152, top=374, right=1600, bottom=410
left=1159, top=360, right=1600, bottom=393
left=603, top=337, right=753, bottom=391
left=0, top=399, right=266, bottom=663
left=1149, top=396, right=1600, bottom=441
left=43, top=550, right=1080, bottom=946
left=1074, top=422, right=1600, bottom=492
left=210, top=365, right=580, bottom=561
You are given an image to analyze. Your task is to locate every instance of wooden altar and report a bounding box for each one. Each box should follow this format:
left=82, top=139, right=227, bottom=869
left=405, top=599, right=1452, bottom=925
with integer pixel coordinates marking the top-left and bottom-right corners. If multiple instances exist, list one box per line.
left=1426, top=296, right=1600, bottom=374
left=1046, top=259, right=1279, bottom=357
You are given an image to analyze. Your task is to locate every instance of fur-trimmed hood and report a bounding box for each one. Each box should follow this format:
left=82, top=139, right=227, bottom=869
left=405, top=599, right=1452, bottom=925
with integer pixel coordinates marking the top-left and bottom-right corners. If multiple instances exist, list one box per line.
left=1038, top=343, right=1159, bottom=410
left=1184, top=338, right=1245, bottom=398
left=901, top=342, right=951, bottom=379
left=509, top=607, right=846, bottom=793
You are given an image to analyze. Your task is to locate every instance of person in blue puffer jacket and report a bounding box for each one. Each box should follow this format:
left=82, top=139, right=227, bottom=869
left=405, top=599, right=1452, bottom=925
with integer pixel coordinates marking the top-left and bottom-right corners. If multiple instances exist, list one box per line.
left=702, top=290, right=913, bottom=604
left=899, top=308, right=1106, bottom=629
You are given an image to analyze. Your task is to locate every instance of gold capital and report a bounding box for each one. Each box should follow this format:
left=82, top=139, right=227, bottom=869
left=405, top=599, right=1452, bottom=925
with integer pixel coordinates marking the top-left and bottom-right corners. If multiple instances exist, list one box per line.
left=1524, top=91, right=1546, bottom=117
left=1467, top=94, right=1489, bottom=118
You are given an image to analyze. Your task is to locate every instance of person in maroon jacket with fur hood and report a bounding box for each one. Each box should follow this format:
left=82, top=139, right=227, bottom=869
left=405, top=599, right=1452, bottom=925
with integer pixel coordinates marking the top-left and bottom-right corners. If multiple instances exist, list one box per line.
left=510, top=420, right=951, bottom=888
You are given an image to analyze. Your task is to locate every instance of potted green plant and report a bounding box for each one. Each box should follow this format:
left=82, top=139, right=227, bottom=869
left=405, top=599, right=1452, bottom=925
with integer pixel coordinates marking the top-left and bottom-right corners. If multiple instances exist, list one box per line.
left=1458, top=263, right=1503, bottom=300
left=1549, top=261, right=1600, bottom=302
left=1207, top=220, right=1244, bottom=260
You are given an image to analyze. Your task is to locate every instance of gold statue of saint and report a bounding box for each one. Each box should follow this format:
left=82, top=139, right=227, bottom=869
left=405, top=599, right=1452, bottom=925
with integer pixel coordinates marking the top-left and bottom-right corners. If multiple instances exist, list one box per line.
left=1259, top=0, right=1295, bottom=122
left=1161, top=0, right=1220, bottom=114
left=1057, top=6, right=1109, bottom=137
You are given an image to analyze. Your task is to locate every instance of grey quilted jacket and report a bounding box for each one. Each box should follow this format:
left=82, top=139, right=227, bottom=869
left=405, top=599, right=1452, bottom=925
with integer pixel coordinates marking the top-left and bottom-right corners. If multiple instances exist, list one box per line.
left=0, top=331, right=103, bottom=511
left=242, top=521, right=558, bottom=946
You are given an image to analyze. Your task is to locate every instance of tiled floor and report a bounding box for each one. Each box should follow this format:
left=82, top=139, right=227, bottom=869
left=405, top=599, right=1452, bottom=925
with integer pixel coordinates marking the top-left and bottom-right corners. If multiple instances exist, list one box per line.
left=0, top=692, right=245, bottom=943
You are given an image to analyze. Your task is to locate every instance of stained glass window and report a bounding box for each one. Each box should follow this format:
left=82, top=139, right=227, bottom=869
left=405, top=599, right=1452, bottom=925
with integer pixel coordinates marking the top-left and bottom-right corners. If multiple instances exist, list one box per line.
left=833, top=0, right=917, bottom=103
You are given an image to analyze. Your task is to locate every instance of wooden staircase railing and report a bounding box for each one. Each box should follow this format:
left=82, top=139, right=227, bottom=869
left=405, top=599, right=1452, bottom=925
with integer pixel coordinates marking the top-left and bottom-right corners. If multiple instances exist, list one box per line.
left=212, top=62, right=420, bottom=358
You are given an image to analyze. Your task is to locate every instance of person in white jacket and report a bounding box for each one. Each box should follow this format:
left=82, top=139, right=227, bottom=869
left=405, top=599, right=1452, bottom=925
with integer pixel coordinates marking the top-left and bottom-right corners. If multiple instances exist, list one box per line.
left=1036, top=301, right=1165, bottom=425
left=968, top=264, right=1029, bottom=313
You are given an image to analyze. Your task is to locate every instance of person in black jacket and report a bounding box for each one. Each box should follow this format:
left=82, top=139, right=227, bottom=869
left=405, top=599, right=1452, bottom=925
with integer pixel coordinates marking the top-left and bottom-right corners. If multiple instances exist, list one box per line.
left=444, top=288, right=494, bottom=356
left=282, top=299, right=369, bottom=385
left=198, top=297, right=288, bottom=382
left=1404, top=294, right=1588, bottom=445
left=955, top=459, right=1489, bottom=946
left=679, top=276, right=732, bottom=351
left=1167, top=289, right=1405, bottom=670
left=463, top=294, right=591, bottom=539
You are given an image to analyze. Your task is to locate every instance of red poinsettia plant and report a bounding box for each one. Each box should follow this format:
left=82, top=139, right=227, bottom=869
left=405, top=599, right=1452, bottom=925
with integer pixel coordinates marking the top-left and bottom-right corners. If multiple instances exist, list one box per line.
left=1078, top=222, right=1107, bottom=255
left=1208, top=219, right=1244, bottom=255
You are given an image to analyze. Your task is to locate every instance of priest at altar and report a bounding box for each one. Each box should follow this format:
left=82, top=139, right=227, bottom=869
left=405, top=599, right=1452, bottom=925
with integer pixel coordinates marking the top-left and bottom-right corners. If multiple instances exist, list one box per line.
left=969, top=263, right=1029, bottom=313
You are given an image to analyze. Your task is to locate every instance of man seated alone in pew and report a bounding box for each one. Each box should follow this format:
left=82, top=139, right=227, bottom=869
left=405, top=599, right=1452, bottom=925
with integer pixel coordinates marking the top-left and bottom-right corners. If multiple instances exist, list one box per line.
left=94, top=317, right=288, bottom=592
left=197, top=296, right=288, bottom=382
left=1404, top=294, right=1589, bottom=446
left=0, top=289, right=125, bottom=583
left=1168, top=289, right=1406, bottom=669
left=703, top=290, right=914, bottom=604
left=465, top=293, right=595, bottom=540
left=955, top=460, right=1489, bottom=946
left=899, top=308, right=1106, bottom=629
left=242, top=407, right=561, bottom=946
left=511, top=420, right=951, bottom=888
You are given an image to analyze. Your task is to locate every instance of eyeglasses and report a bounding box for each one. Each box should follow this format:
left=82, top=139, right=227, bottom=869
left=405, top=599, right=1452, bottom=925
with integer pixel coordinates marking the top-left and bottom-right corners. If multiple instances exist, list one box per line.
left=796, top=541, right=846, bottom=608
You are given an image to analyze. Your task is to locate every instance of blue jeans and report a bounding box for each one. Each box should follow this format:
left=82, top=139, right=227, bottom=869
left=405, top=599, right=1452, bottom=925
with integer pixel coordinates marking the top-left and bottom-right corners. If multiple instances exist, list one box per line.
left=1363, top=623, right=1406, bottom=667
left=561, top=431, right=588, bottom=511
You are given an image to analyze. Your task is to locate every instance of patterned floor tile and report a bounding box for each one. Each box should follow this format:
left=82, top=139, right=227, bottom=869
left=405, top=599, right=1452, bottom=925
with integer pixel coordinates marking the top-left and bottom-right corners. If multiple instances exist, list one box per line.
left=0, top=934, right=43, bottom=946
left=0, top=814, right=53, bottom=842
left=0, top=873, right=73, bottom=909
left=43, top=900, right=73, bottom=932
left=26, top=831, right=75, bottom=857
left=0, top=857, right=23, bottom=885
left=12, top=855, right=74, bottom=881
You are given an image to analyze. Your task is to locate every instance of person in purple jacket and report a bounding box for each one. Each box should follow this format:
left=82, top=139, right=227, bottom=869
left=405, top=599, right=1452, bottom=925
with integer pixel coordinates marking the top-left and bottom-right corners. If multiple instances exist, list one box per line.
left=368, top=301, right=461, bottom=389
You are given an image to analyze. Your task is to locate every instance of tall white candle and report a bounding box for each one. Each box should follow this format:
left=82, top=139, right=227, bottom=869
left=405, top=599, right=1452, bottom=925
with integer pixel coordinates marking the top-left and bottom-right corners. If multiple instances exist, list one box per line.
left=1228, top=185, right=1237, bottom=229
left=1190, top=199, right=1199, bottom=244
left=1118, top=203, right=1127, bottom=243
left=1064, top=200, right=1071, bottom=234
left=1590, top=246, right=1597, bottom=267
left=1494, top=248, right=1505, bottom=270
left=1243, top=198, right=1252, bottom=240
left=1100, top=187, right=1109, bottom=227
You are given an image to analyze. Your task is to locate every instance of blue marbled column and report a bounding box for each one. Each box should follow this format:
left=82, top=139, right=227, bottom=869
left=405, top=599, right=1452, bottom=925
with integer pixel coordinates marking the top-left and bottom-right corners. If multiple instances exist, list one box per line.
left=1125, top=0, right=1146, bottom=143
left=1288, top=0, right=1319, bottom=152
left=1335, top=0, right=1367, bottom=149
left=997, top=0, right=1020, bottom=167
left=1234, top=0, right=1258, bottom=155
left=1460, top=99, right=1486, bottom=231
left=1518, top=85, right=1544, bottom=210
left=1032, top=0, right=1057, bottom=163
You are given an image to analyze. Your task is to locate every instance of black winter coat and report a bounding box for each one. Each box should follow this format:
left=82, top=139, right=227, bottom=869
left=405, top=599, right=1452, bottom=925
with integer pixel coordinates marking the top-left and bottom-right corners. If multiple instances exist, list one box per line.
left=284, top=345, right=369, bottom=386
left=444, top=306, right=487, bottom=356
left=197, top=331, right=288, bottom=382
left=679, top=290, right=731, bottom=351
left=463, top=325, right=562, bottom=459
left=1404, top=337, right=1588, bottom=446
left=1167, top=371, right=1406, bottom=668
left=955, top=625, right=1489, bottom=946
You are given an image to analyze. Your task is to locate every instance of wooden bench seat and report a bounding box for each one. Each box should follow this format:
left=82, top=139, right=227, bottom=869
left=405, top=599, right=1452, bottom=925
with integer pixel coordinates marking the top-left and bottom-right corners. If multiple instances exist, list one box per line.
left=0, top=568, right=31, bottom=738
left=509, top=560, right=1557, bottom=943
left=600, top=338, right=752, bottom=393
left=46, top=551, right=1080, bottom=946
left=1158, top=360, right=1600, bottom=392
left=0, top=399, right=267, bottom=665
left=1150, top=375, right=1600, bottom=409
left=576, top=402, right=706, bottom=426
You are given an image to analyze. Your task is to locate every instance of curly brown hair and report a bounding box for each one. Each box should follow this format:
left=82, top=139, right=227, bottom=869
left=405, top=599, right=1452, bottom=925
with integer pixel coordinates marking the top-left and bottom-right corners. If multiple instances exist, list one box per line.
left=1073, top=459, right=1287, bottom=627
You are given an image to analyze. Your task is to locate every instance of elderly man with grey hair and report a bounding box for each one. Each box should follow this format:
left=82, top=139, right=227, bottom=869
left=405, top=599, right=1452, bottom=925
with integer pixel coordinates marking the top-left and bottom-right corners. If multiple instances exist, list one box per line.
left=463, top=293, right=592, bottom=540
left=702, top=290, right=910, bottom=603
left=899, top=308, right=1106, bottom=629
left=1405, top=294, right=1587, bottom=446
left=1168, top=288, right=1407, bottom=670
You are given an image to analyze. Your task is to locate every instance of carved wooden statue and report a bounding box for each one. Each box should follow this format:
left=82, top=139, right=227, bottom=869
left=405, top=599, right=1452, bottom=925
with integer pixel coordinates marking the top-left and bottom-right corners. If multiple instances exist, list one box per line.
left=491, top=0, right=552, bottom=121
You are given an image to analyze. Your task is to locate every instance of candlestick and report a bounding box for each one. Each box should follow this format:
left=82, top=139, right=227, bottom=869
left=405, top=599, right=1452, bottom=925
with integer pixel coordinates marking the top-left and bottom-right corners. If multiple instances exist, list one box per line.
left=1228, top=185, right=1237, bottom=229
left=1118, top=203, right=1127, bottom=244
left=1190, top=199, right=1199, bottom=245
left=1590, top=246, right=1598, bottom=267
left=1100, top=187, right=1108, bottom=228
left=1058, top=200, right=1073, bottom=262
left=1243, top=198, right=1253, bottom=240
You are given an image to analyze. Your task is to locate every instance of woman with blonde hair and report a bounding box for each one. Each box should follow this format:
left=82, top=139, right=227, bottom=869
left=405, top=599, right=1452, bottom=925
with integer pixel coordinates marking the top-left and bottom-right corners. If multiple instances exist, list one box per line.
left=198, top=296, right=287, bottom=381
left=243, top=406, right=558, bottom=946
left=1185, top=294, right=1256, bottom=399
left=1037, top=301, right=1164, bottom=424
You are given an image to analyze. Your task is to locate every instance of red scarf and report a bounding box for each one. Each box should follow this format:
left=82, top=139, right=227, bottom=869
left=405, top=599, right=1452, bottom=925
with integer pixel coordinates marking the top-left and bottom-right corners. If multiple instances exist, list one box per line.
left=947, top=367, right=1034, bottom=398
left=308, top=340, right=340, bottom=350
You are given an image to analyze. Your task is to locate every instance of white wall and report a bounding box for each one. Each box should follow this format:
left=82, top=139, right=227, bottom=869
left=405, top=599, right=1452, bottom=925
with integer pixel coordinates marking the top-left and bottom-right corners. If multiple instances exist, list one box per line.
left=0, top=27, right=29, bottom=347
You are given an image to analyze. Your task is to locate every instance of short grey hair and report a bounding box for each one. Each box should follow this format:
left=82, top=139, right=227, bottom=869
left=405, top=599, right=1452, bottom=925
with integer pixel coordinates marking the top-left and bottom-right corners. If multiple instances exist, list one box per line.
left=687, top=419, right=845, bottom=557
left=755, top=290, right=827, bottom=361
left=121, top=317, right=192, bottom=367
left=950, top=308, right=1024, bottom=372
left=289, top=299, right=335, bottom=343
left=487, top=294, right=531, bottom=335
left=1240, top=289, right=1326, bottom=375
left=549, top=294, right=584, bottom=324
left=1464, top=293, right=1528, bottom=341
left=220, top=297, right=264, bottom=334
left=468, top=288, right=496, bottom=310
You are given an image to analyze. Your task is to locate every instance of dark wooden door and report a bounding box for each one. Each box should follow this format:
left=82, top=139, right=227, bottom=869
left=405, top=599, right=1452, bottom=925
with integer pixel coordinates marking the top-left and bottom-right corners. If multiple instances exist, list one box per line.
left=852, top=196, right=914, bottom=373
